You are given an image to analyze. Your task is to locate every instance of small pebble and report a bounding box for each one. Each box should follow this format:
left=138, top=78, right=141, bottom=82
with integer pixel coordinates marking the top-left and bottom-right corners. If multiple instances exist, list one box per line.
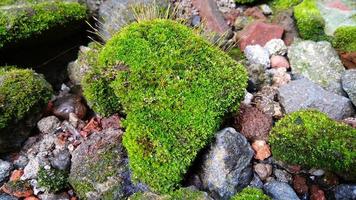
left=254, top=163, right=272, bottom=181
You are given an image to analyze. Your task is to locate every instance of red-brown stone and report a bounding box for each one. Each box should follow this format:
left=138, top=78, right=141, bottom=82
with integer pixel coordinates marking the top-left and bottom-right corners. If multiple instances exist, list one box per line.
left=244, top=7, right=267, bottom=21
left=237, top=21, right=284, bottom=50
left=310, top=185, right=326, bottom=200
left=326, top=0, right=351, bottom=11
left=293, top=175, right=309, bottom=194
left=252, top=140, right=271, bottom=160
left=338, top=51, right=356, bottom=69
left=271, top=55, right=290, bottom=69
left=192, top=0, right=230, bottom=34
left=272, top=10, right=298, bottom=46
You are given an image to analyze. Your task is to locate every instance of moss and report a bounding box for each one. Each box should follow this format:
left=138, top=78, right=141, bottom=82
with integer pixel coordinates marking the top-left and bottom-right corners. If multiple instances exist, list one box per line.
left=0, top=67, right=52, bottom=130
left=332, top=26, right=356, bottom=52
left=270, top=110, right=356, bottom=178
left=89, top=19, right=247, bottom=193
left=231, top=187, right=271, bottom=200
left=272, top=0, right=302, bottom=10
left=129, top=188, right=209, bottom=200
left=228, top=47, right=245, bottom=61
left=38, top=167, right=69, bottom=192
left=293, top=0, right=329, bottom=41
left=70, top=180, right=94, bottom=199
left=0, top=1, right=87, bottom=48
left=235, top=0, right=258, bottom=4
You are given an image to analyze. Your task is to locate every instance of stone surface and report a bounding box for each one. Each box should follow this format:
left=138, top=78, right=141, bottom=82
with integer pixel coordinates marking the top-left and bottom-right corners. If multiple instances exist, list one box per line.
left=244, top=45, right=270, bottom=69
left=310, top=185, right=326, bottom=200
left=37, top=116, right=61, bottom=134
left=264, top=39, right=287, bottom=56
left=199, top=127, right=254, bottom=200
left=272, top=10, right=298, bottom=46
left=69, top=127, right=139, bottom=199
left=288, top=40, right=345, bottom=95
left=244, top=7, right=267, bottom=21
left=267, top=68, right=291, bottom=87
left=1, top=180, right=33, bottom=198
left=234, top=104, right=272, bottom=141
left=342, top=69, right=356, bottom=106
left=50, top=149, right=71, bottom=171
left=333, top=184, right=356, bottom=200
left=192, top=0, right=230, bottom=34
left=342, top=117, right=356, bottom=128
left=254, top=163, right=272, bottom=181
left=271, top=55, right=289, bottom=69
left=37, top=193, right=70, bottom=200
left=274, top=169, right=292, bottom=183
left=252, top=86, right=283, bottom=119
left=0, top=160, right=13, bottom=185
left=52, top=94, right=87, bottom=120
left=293, top=175, right=308, bottom=195
left=237, top=22, right=284, bottom=50
left=259, top=4, right=272, bottom=15
left=251, top=140, right=271, bottom=161
left=278, top=78, right=355, bottom=120
left=263, top=181, right=300, bottom=200
left=339, top=51, right=356, bottom=69
left=249, top=173, right=264, bottom=189
left=0, top=194, right=17, bottom=200
left=246, top=64, right=270, bottom=91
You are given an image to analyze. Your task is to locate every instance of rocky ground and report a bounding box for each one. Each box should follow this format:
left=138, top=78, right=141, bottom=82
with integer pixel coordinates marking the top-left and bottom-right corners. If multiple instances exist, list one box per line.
left=0, top=0, right=355, bottom=199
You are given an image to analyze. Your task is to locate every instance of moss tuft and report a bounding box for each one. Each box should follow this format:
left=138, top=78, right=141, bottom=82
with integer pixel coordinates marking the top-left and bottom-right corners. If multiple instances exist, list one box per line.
left=129, top=188, right=210, bottom=200
left=0, top=67, right=52, bottom=130
left=270, top=110, right=356, bottom=178
left=84, top=19, right=248, bottom=193
left=0, top=1, right=87, bottom=48
left=293, top=0, right=328, bottom=41
left=332, top=26, right=356, bottom=52
left=231, top=187, right=271, bottom=200
left=272, top=0, right=302, bottom=10
left=235, top=0, right=258, bottom=4
left=38, top=167, right=69, bottom=192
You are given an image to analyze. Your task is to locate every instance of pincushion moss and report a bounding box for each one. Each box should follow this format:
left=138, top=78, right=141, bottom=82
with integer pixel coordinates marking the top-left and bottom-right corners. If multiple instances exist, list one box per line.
left=0, top=1, right=87, bottom=48
left=270, top=110, right=356, bottom=179
left=129, top=188, right=210, bottom=200
left=0, top=67, right=52, bottom=130
left=333, top=26, right=356, bottom=52
left=83, top=19, right=248, bottom=193
left=231, top=187, right=271, bottom=200
left=272, top=0, right=302, bottom=10
left=38, top=167, right=69, bottom=192
left=294, top=0, right=327, bottom=41
left=235, top=0, right=258, bottom=4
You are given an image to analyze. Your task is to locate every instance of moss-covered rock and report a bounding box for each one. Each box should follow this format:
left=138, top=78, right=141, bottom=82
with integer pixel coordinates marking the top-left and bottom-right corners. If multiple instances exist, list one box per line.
left=231, top=187, right=271, bottom=200
left=0, top=1, right=87, bottom=48
left=270, top=110, right=356, bottom=179
left=83, top=19, right=248, bottom=193
left=38, top=167, right=68, bottom=192
left=129, top=188, right=213, bottom=200
left=333, top=26, right=356, bottom=52
left=293, top=0, right=328, bottom=41
left=0, top=67, right=52, bottom=153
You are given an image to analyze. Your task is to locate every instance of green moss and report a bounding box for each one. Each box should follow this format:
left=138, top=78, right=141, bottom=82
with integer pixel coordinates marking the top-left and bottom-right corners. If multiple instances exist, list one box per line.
left=38, top=167, right=69, bottom=192
left=228, top=47, right=245, bottom=61
left=0, top=1, right=87, bottom=48
left=270, top=110, right=356, bottom=178
left=70, top=180, right=94, bottom=199
left=333, top=26, right=356, bottom=52
left=129, top=188, right=209, bottom=200
left=272, top=0, right=302, bottom=10
left=231, top=187, right=271, bottom=200
left=294, top=0, right=328, bottom=41
left=0, top=67, right=52, bottom=130
left=89, top=19, right=247, bottom=193
left=235, top=0, right=257, bottom=4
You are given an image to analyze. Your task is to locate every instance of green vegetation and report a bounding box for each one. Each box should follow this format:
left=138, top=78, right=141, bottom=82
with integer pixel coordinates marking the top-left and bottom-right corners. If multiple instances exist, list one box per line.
left=272, top=0, right=302, bottom=10
left=84, top=19, right=248, bottom=193
left=38, top=167, right=69, bottom=192
left=0, top=67, right=52, bottom=130
left=333, top=26, right=356, bottom=52
left=270, top=110, right=356, bottom=179
left=0, top=1, right=87, bottom=48
left=129, top=188, right=210, bottom=200
left=293, top=0, right=328, bottom=41
left=235, top=0, right=258, bottom=4
left=231, top=187, right=271, bottom=200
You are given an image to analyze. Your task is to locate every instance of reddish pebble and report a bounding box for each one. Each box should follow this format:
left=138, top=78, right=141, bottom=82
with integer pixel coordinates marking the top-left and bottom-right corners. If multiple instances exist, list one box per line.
left=244, top=7, right=267, bottom=20
left=10, top=169, right=24, bottom=181
left=288, top=165, right=301, bottom=174
left=310, top=185, right=326, bottom=200
left=293, top=175, right=309, bottom=194
left=251, top=140, right=271, bottom=160
left=24, top=196, right=39, bottom=200
left=271, top=55, right=290, bottom=69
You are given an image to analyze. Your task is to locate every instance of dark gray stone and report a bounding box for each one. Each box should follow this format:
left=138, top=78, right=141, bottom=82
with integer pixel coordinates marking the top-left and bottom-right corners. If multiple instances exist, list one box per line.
left=0, top=160, right=12, bottom=185
left=191, top=15, right=201, bottom=27
left=278, top=78, right=355, bottom=120
left=334, top=184, right=356, bottom=200
left=263, top=181, right=300, bottom=200
left=199, top=127, right=254, bottom=200
left=342, top=69, right=356, bottom=106
left=249, top=173, right=264, bottom=189
left=51, top=149, right=71, bottom=171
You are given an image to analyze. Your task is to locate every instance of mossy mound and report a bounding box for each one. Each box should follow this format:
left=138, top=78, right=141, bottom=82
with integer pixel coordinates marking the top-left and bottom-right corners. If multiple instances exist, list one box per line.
left=333, top=26, right=356, bottom=52
left=129, top=188, right=212, bottom=200
left=272, top=0, right=302, bottom=10
left=231, top=187, right=271, bottom=200
left=0, top=1, right=87, bottom=48
left=235, top=0, right=257, bottom=4
left=38, top=167, right=68, bottom=192
left=293, top=0, right=328, bottom=41
left=84, top=19, right=248, bottom=193
left=0, top=67, right=52, bottom=153
left=270, top=110, right=356, bottom=179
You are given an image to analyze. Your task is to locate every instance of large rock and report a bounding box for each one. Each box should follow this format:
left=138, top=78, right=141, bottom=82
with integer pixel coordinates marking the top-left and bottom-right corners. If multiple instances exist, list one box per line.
left=263, top=181, right=300, bottom=200
left=288, top=40, right=345, bottom=95
left=0, top=160, right=13, bottom=185
left=342, top=69, right=356, bottom=106
left=98, top=0, right=168, bottom=40
left=0, top=68, right=53, bottom=153
left=278, top=78, right=355, bottom=120
left=199, top=127, right=254, bottom=200
left=244, top=45, right=270, bottom=69
left=333, top=184, right=356, bottom=200
left=237, top=21, right=284, bottom=50
left=69, top=127, right=138, bottom=200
